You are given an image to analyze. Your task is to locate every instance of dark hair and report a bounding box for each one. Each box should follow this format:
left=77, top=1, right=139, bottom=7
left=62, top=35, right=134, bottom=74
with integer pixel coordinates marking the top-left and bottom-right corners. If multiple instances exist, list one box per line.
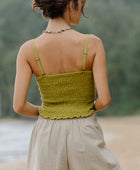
left=32, top=0, right=89, bottom=19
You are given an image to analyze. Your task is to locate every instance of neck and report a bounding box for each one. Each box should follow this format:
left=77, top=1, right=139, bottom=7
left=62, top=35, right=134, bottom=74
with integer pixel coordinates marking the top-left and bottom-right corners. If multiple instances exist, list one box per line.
left=46, top=17, right=71, bottom=31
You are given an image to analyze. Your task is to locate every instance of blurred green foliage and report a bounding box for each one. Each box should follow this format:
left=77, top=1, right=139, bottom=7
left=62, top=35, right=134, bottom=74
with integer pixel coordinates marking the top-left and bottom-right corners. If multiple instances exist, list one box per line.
left=0, top=0, right=140, bottom=118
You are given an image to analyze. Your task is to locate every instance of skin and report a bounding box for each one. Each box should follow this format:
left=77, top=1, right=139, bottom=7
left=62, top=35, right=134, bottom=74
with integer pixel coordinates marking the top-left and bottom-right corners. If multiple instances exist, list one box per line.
left=13, top=0, right=111, bottom=117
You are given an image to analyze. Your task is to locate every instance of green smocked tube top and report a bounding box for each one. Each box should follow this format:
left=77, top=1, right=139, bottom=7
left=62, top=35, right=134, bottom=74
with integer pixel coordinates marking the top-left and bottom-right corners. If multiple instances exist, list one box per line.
left=35, top=70, right=96, bottom=119
left=32, top=34, right=96, bottom=119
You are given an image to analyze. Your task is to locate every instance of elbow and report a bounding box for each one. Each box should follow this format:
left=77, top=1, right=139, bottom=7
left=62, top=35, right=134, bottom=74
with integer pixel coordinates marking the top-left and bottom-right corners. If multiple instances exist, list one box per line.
left=13, top=103, right=24, bottom=114
left=101, top=96, right=111, bottom=108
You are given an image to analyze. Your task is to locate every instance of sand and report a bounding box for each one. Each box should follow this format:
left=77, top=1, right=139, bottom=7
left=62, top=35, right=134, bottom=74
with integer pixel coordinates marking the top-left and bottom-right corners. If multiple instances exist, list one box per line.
left=0, top=115, right=140, bottom=170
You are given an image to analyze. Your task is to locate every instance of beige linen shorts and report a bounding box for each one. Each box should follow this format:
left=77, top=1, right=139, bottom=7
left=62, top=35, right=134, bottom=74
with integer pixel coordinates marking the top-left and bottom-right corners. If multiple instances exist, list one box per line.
left=27, top=112, right=122, bottom=170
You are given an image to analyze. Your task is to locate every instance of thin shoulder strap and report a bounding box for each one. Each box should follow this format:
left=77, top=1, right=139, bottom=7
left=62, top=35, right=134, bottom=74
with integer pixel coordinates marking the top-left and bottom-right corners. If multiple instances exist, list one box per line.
left=32, top=39, right=45, bottom=75
left=82, top=34, right=88, bottom=71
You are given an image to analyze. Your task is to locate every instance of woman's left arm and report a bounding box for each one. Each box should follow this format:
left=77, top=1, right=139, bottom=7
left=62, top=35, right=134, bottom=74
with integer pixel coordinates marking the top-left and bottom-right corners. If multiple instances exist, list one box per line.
left=13, top=42, right=40, bottom=117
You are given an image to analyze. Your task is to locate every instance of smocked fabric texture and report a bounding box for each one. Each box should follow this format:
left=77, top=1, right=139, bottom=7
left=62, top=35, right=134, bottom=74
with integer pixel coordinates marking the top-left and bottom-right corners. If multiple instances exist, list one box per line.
left=36, top=71, right=96, bottom=119
left=32, top=34, right=96, bottom=119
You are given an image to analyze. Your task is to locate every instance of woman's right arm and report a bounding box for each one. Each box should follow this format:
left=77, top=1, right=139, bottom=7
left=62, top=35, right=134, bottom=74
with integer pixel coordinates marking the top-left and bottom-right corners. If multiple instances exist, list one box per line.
left=92, top=36, right=111, bottom=112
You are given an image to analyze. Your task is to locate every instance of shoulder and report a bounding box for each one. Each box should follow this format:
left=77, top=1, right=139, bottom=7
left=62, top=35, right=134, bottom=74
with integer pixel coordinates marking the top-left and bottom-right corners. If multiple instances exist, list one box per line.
left=88, top=34, right=104, bottom=50
left=19, top=40, right=33, bottom=53
left=17, top=40, right=33, bottom=61
left=88, top=34, right=102, bottom=44
left=76, top=31, right=101, bottom=42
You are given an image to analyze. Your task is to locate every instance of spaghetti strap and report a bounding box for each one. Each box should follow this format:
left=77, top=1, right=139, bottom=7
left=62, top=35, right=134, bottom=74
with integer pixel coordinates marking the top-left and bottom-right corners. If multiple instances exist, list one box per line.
left=32, top=39, right=45, bottom=75
left=82, top=34, right=88, bottom=71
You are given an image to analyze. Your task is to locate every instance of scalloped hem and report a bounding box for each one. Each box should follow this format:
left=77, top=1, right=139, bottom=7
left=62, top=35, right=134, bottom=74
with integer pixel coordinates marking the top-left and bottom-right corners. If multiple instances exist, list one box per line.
left=38, top=110, right=95, bottom=120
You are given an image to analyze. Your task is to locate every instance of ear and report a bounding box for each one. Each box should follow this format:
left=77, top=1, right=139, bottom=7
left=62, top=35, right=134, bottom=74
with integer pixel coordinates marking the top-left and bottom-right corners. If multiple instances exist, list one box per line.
left=68, top=0, right=74, bottom=12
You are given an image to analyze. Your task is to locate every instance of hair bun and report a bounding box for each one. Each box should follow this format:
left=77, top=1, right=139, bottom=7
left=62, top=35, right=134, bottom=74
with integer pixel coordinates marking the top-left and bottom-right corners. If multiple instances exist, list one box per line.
left=32, top=0, right=88, bottom=19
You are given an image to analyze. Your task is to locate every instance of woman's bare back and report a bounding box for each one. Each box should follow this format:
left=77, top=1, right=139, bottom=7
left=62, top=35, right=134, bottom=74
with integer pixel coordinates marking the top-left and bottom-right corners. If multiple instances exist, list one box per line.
left=27, top=30, right=96, bottom=77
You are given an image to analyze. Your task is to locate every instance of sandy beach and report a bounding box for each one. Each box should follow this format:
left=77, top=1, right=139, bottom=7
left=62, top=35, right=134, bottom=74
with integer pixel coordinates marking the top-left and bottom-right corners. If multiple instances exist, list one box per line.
left=0, top=114, right=140, bottom=170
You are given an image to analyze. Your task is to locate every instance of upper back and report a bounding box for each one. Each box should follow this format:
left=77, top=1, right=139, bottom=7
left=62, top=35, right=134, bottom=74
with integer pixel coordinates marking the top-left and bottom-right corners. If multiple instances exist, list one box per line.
left=28, top=30, right=95, bottom=77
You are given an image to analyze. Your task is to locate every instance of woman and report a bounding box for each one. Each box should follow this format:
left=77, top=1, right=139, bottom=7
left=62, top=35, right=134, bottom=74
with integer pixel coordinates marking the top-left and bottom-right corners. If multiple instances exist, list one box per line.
left=13, top=0, right=122, bottom=169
